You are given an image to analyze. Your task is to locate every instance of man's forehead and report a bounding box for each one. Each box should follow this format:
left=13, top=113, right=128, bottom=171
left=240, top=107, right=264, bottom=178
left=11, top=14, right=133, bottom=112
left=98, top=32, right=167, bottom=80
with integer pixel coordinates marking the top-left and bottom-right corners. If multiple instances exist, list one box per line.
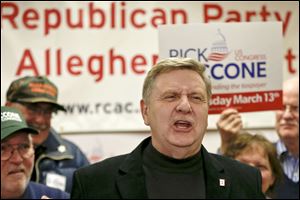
left=1, top=132, right=31, bottom=144
left=159, top=87, right=205, bottom=93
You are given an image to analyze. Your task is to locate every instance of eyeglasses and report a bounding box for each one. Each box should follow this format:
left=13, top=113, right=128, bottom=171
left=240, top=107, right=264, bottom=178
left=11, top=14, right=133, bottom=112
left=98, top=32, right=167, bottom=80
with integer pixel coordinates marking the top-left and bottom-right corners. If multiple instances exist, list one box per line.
left=1, top=143, right=34, bottom=161
left=21, top=103, right=56, bottom=118
left=279, top=104, right=299, bottom=116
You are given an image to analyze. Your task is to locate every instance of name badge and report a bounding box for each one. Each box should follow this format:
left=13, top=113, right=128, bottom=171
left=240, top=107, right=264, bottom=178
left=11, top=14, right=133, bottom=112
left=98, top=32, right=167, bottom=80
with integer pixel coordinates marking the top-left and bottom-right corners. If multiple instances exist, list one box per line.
left=45, top=173, right=67, bottom=191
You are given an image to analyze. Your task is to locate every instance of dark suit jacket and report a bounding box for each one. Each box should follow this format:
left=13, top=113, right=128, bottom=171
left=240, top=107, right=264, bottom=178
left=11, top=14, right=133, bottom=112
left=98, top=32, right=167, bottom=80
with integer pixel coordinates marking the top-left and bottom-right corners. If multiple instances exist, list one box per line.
left=71, top=137, right=265, bottom=199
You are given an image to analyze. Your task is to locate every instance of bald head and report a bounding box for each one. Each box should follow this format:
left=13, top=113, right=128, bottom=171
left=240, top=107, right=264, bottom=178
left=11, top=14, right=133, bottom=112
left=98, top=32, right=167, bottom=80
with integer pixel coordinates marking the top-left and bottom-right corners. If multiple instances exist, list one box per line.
left=275, top=76, right=299, bottom=156
left=283, top=77, right=299, bottom=94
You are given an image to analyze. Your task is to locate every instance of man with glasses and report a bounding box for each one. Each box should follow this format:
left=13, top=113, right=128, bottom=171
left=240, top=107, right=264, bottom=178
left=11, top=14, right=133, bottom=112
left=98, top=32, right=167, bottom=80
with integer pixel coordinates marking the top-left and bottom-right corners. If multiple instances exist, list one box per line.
left=5, top=76, right=90, bottom=193
left=216, top=77, right=299, bottom=198
left=273, top=77, right=299, bottom=198
left=1, top=106, right=69, bottom=199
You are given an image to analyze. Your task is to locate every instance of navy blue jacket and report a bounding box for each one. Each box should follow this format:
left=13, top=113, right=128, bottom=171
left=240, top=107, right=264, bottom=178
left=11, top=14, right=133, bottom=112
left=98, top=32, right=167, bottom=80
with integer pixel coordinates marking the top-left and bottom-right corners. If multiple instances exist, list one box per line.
left=22, top=181, right=69, bottom=199
left=272, top=174, right=299, bottom=199
left=272, top=141, right=299, bottom=199
left=32, top=128, right=90, bottom=193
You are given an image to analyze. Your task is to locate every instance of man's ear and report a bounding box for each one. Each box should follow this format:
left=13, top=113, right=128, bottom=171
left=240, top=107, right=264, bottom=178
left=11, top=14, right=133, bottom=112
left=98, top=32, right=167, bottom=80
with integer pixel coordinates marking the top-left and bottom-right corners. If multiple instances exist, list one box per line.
left=140, top=99, right=149, bottom=126
left=5, top=101, right=12, bottom=106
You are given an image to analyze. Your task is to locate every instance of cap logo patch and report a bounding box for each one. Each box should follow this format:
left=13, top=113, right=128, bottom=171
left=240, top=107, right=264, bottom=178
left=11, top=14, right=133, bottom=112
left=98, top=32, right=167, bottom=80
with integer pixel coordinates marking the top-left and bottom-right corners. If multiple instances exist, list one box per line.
left=29, top=82, right=57, bottom=97
left=1, top=111, right=22, bottom=122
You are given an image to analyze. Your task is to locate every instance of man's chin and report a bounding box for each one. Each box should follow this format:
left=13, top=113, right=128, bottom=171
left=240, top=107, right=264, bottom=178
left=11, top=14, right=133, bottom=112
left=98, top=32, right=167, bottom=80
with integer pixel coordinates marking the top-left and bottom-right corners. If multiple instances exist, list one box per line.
left=280, top=129, right=298, bottom=140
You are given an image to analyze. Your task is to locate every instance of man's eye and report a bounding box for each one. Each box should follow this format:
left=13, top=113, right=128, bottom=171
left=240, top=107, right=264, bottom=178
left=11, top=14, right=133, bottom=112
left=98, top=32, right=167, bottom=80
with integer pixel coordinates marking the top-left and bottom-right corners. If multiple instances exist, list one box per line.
left=191, top=96, right=206, bottom=102
left=166, top=95, right=175, bottom=98
left=291, top=106, right=299, bottom=112
left=1, top=145, right=8, bottom=151
left=28, top=105, right=38, bottom=111
left=19, top=144, right=30, bottom=150
left=164, top=95, right=177, bottom=100
left=192, top=96, right=201, bottom=100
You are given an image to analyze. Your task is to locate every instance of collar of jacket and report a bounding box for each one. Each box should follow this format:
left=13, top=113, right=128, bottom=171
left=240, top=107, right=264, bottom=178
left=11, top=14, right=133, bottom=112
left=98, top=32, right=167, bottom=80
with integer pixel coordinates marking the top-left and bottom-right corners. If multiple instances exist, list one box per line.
left=38, top=127, right=74, bottom=160
left=116, top=136, right=230, bottom=199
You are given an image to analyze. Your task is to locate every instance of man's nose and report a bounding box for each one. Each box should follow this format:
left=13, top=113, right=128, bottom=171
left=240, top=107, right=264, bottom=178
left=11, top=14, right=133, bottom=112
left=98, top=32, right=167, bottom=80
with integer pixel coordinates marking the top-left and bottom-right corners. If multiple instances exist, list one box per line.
left=176, top=96, right=192, bottom=113
left=282, top=106, right=294, bottom=119
left=9, top=149, right=24, bottom=164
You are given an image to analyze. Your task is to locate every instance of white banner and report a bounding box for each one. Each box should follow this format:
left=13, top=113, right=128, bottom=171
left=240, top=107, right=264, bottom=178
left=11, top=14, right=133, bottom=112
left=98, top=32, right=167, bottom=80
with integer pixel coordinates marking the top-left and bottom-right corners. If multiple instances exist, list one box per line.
left=159, top=22, right=282, bottom=114
left=1, top=1, right=299, bottom=132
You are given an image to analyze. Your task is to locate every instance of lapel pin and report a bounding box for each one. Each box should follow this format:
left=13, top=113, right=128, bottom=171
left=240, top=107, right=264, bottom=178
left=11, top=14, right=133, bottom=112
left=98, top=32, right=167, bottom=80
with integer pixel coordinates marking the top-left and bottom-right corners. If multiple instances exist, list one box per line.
left=219, top=178, right=225, bottom=187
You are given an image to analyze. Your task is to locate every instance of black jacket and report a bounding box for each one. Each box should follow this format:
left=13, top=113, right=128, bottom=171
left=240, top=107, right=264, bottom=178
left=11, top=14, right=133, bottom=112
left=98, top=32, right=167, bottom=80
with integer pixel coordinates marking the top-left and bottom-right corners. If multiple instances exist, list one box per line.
left=71, top=137, right=265, bottom=199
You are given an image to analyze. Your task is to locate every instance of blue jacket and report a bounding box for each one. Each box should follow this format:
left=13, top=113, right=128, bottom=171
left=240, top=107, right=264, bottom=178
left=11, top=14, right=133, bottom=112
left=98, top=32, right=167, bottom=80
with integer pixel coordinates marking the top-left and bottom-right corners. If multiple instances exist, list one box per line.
left=22, top=181, right=69, bottom=199
left=272, top=173, right=299, bottom=199
left=32, top=128, right=90, bottom=193
left=271, top=140, right=299, bottom=199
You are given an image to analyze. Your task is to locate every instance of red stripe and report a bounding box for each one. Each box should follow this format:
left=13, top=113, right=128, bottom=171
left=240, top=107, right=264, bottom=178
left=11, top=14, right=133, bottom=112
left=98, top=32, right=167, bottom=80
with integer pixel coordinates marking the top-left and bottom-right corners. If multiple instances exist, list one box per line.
left=209, top=52, right=228, bottom=56
left=208, top=57, right=225, bottom=61
left=208, top=90, right=283, bottom=114
left=208, top=53, right=228, bottom=61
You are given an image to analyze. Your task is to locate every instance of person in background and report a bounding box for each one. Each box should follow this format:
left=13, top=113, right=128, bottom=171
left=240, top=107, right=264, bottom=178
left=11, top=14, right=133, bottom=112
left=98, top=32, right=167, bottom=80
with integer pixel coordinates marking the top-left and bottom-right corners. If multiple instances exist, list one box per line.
left=71, top=57, right=265, bottom=199
left=217, top=77, right=299, bottom=198
left=5, top=76, right=90, bottom=193
left=216, top=108, right=243, bottom=154
left=1, top=106, right=69, bottom=199
left=224, top=132, right=282, bottom=198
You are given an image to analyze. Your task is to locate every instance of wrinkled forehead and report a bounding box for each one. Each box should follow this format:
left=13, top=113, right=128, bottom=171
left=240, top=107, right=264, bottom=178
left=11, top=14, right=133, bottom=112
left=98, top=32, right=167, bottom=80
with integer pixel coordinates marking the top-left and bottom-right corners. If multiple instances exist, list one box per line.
left=157, top=71, right=206, bottom=93
left=155, top=69, right=205, bottom=86
left=1, top=131, right=31, bottom=144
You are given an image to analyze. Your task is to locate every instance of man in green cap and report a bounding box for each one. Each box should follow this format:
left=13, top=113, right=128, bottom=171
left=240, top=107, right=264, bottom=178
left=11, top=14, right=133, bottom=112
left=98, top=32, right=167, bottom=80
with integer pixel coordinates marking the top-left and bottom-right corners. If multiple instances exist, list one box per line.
left=1, top=106, right=69, bottom=199
left=5, top=76, right=89, bottom=193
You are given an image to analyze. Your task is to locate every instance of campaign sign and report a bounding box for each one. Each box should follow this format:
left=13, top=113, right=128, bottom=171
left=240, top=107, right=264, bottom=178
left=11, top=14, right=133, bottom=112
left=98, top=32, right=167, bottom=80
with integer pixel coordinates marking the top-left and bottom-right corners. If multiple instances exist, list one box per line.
left=159, top=22, right=283, bottom=114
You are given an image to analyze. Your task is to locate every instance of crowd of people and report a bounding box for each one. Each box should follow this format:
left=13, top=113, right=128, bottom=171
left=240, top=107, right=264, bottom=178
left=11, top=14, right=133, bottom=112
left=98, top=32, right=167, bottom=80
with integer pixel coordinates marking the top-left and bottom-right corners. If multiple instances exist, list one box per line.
left=1, top=57, right=298, bottom=199
left=2, top=76, right=89, bottom=198
left=217, top=76, right=299, bottom=199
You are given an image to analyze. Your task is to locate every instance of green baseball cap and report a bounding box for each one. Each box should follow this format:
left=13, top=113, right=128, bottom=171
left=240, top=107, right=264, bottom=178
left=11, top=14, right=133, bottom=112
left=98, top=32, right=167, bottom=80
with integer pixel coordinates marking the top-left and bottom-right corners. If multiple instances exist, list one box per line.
left=6, top=76, right=66, bottom=111
left=1, top=106, right=39, bottom=141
